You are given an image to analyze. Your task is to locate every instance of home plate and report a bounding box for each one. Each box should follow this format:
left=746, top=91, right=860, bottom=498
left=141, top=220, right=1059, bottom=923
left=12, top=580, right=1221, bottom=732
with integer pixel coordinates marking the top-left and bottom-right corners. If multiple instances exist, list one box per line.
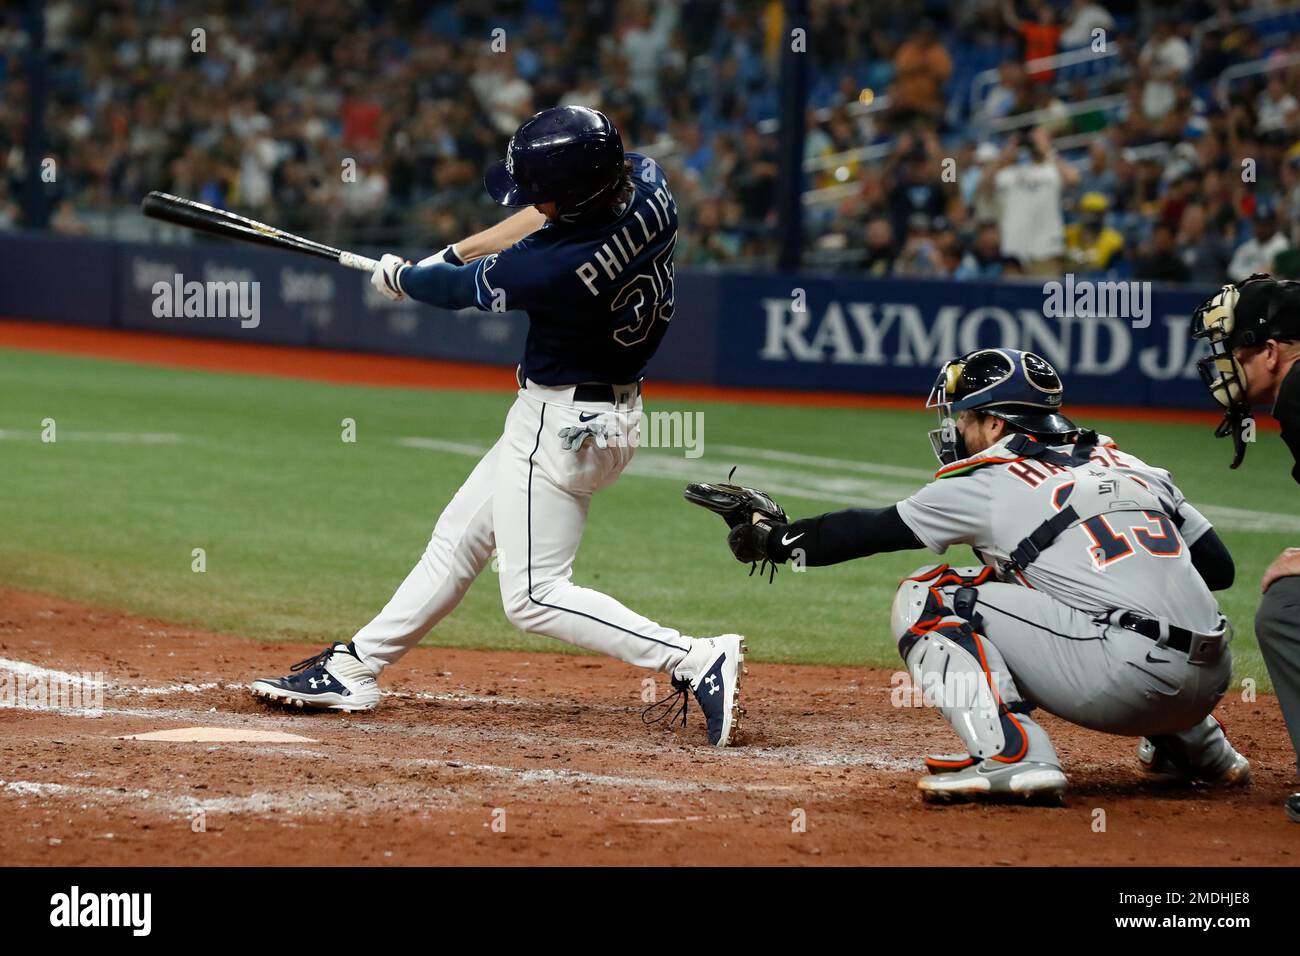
left=116, top=727, right=318, bottom=743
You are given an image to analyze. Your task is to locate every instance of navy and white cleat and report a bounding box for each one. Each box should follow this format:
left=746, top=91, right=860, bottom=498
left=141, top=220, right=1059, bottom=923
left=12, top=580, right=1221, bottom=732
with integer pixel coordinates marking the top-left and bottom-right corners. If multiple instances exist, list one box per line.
left=645, top=634, right=747, bottom=746
left=250, top=642, right=380, bottom=712
left=688, top=634, right=746, bottom=746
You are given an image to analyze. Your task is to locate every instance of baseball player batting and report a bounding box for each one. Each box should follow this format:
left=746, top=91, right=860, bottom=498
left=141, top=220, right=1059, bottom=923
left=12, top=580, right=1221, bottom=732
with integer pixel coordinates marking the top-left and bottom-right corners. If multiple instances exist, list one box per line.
left=251, top=106, right=745, bottom=746
left=689, top=348, right=1249, bottom=800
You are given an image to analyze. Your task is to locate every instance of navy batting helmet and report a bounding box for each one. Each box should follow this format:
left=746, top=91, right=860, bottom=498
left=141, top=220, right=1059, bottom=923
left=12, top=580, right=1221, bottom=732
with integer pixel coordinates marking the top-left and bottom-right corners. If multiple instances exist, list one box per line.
left=926, top=348, right=1078, bottom=463
left=484, top=106, right=625, bottom=210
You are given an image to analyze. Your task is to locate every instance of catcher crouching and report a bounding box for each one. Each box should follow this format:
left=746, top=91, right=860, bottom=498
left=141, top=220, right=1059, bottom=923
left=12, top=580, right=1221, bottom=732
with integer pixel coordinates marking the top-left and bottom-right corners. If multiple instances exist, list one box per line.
left=688, top=348, right=1249, bottom=802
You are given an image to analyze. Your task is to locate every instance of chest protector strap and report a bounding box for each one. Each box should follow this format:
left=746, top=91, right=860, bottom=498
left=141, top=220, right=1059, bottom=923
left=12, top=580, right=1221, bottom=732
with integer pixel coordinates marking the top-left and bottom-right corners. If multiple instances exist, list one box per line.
left=1003, top=431, right=1167, bottom=572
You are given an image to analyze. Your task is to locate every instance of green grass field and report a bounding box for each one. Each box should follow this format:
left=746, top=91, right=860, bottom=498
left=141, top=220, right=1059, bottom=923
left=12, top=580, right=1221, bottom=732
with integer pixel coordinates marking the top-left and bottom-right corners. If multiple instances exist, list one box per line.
left=3, top=346, right=1297, bottom=687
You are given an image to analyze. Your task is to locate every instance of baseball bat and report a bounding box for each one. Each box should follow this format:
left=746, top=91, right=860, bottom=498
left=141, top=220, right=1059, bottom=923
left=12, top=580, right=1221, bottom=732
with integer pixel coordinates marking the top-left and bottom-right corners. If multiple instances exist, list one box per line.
left=140, top=191, right=379, bottom=271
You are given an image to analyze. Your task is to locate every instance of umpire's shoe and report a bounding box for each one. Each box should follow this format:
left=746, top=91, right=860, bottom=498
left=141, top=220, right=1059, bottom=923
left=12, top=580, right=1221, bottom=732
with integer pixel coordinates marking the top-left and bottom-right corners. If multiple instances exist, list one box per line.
left=673, top=634, right=747, bottom=746
left=251, top=642, right=380, bottom=712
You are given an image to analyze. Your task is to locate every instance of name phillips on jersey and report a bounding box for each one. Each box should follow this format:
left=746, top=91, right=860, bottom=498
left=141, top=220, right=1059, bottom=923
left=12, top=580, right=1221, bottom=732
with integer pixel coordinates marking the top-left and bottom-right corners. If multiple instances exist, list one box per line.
left=574, top=182, right=676, bottom=297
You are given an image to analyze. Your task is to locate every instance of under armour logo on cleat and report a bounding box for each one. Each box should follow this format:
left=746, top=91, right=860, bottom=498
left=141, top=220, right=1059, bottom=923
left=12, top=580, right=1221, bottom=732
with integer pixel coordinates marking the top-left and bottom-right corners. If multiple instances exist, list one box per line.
left=309, top=675, right=332, bottom=689
left=705, top=674, right=720, bottom=696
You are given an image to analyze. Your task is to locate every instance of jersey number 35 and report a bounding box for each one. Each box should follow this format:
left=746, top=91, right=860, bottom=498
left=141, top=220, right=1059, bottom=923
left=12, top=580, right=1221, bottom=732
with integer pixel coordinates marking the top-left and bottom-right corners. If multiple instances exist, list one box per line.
left=610, top=235, right=677, bottom=347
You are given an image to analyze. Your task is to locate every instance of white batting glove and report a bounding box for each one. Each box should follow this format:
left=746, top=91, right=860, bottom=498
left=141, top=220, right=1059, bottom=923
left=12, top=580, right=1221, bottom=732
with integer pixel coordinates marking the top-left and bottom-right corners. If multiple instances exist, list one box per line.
left=416, top=244, right=464, bottom=267
left=371, top=253, right=410, bottom=301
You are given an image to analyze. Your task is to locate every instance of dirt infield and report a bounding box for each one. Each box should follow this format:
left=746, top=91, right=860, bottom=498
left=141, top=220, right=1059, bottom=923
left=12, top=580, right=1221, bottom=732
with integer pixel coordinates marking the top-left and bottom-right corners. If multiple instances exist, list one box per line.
left=2, top=587, right=1298, bottom=866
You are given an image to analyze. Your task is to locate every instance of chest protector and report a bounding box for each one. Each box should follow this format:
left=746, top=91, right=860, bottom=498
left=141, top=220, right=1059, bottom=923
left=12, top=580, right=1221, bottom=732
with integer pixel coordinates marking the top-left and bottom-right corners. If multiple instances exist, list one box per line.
left=1001, top=432, right=1176, bottom=572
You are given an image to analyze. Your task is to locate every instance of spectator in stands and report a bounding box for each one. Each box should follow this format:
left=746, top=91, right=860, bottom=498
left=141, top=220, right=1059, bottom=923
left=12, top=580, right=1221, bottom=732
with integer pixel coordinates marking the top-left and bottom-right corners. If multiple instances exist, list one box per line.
left=1283, top=153, right=1300, bottom=256
left=839, top=167, right=889, bottom=228
left=470, top=50, right=535, bottom=137
left=888, top=19, right=953, bottom=127
left=1192, top=29, right=1234, bottom=88
left=728, top=127, right=779, bottom=226
left=618, top=0, right=676, bottom=106
left=1075, top=140, right=1118, bottom=205
left=1002, top=0, right=1062, bottom=82
left=887, top=136, right=949, bottom=242
left=1136, top=221, right=1190, bottom=283
left=1159, top=173, right=1197, bottom=230
left=1031, top=83, right=1072, bottom=136
left=1273, top=237, right=1300, bottom=280
left=977, top=62, right=1030, bottom=124
left=679, top=197, right=742, bottom=265
left=1200, top=167, right=1241, bottom=240
left=861, top=217, right=899, bottom=277
left=955, top=219, right=1017, bottom=279
left=984, top=126, right=1080, bottom=275
left=6, top=0, right=1296, bottom=282
left=1060, top=0, right=1115, bottom=51
left=0, top=182, right=18, bottom=231
left=966, top=142, right=1004, bottom=224
left=1065, top=192, right=1124, bottom=273
left=1229, top=207, right=1292, bottom=282
left=895, top=213, right=950, bottom=277
left=1176, top=202, right=1230, bottom=279
left=1257, top=75, right=1299, bottom=140
left=1138, top=17, right=1193, bottom=121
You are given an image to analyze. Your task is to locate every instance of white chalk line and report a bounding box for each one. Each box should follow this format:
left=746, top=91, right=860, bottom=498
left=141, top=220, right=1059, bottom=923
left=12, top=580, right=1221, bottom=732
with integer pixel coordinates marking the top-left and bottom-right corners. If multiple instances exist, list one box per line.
left=0, top=668, right=915, bottom=771
left=397, top=436, right=920, bottom=507
left=0, top=778, right=456, bottom=818
left=396, top=436, right=1300, bottom=533
left=0, top=655, right=628, bottom=719
left=0, top=430, right=184, bottom=443
left=0, top=657, right=229, bottom=712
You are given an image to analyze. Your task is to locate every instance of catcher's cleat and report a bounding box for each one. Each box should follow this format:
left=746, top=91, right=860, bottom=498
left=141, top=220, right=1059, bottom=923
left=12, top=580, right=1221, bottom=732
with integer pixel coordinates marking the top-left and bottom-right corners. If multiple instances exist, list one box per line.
left=924, top=753, right=978, bottom=774
left=250, top=642, right=380, bottom=712
left=1136, top=736, right=1251, bottom=787
left=917, top=759, right=1067, bottom=804
left=1286, top=794, right=1300, bottom=824
left=645, top=634, right=747, bottom=746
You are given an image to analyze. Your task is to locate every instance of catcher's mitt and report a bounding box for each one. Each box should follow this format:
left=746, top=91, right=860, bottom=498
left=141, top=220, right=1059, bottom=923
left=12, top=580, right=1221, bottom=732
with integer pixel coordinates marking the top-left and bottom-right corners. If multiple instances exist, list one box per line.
left=683, top=468, right=788, bottom=581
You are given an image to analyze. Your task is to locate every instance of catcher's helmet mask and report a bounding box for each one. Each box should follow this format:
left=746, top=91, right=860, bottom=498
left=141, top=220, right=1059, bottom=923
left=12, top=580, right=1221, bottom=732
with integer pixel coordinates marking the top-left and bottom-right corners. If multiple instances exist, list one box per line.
left=1189, top=273, right=1300, bottom=468
left=926, top=348, right=1079, bottom=465
left=484, top=106, right=626, bottom=217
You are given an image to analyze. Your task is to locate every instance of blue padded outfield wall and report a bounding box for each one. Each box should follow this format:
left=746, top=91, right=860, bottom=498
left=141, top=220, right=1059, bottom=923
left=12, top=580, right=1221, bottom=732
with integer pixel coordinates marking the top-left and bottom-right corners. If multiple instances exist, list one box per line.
left=0, top=232, right=1218, bottom=410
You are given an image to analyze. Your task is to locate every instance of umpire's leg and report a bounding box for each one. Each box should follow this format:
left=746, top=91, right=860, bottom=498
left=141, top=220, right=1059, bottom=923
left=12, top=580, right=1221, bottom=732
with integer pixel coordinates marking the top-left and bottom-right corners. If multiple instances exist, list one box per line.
left=1257, top=576, right=1300, bottom=775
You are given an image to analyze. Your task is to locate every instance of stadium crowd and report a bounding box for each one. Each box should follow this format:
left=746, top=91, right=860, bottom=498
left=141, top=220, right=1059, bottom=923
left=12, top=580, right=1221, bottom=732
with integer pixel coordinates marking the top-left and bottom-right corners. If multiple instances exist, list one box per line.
left=1, top=0, right=1298, bottom=285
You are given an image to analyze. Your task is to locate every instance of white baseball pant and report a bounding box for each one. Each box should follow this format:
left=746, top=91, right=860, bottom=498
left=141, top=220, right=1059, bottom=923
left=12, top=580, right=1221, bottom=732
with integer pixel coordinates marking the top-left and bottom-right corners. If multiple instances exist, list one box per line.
left=349, top=380, right=696, bottom=676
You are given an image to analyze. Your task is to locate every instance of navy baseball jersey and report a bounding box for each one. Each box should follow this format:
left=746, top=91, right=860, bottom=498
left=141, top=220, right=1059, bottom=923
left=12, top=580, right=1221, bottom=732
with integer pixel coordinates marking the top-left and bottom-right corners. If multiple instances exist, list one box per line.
left=400, top=152, right=679, bottom=386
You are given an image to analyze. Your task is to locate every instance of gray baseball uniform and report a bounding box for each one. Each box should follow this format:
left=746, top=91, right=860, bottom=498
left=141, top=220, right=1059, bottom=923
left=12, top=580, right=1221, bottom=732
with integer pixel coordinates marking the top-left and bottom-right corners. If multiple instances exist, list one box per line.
left=894, top=432, right=1236, bottom=764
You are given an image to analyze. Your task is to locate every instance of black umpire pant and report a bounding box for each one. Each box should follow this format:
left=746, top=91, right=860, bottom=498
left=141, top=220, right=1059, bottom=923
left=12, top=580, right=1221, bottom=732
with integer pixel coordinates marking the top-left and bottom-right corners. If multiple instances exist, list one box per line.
left=1257, top=575, right=1300, bottom=775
